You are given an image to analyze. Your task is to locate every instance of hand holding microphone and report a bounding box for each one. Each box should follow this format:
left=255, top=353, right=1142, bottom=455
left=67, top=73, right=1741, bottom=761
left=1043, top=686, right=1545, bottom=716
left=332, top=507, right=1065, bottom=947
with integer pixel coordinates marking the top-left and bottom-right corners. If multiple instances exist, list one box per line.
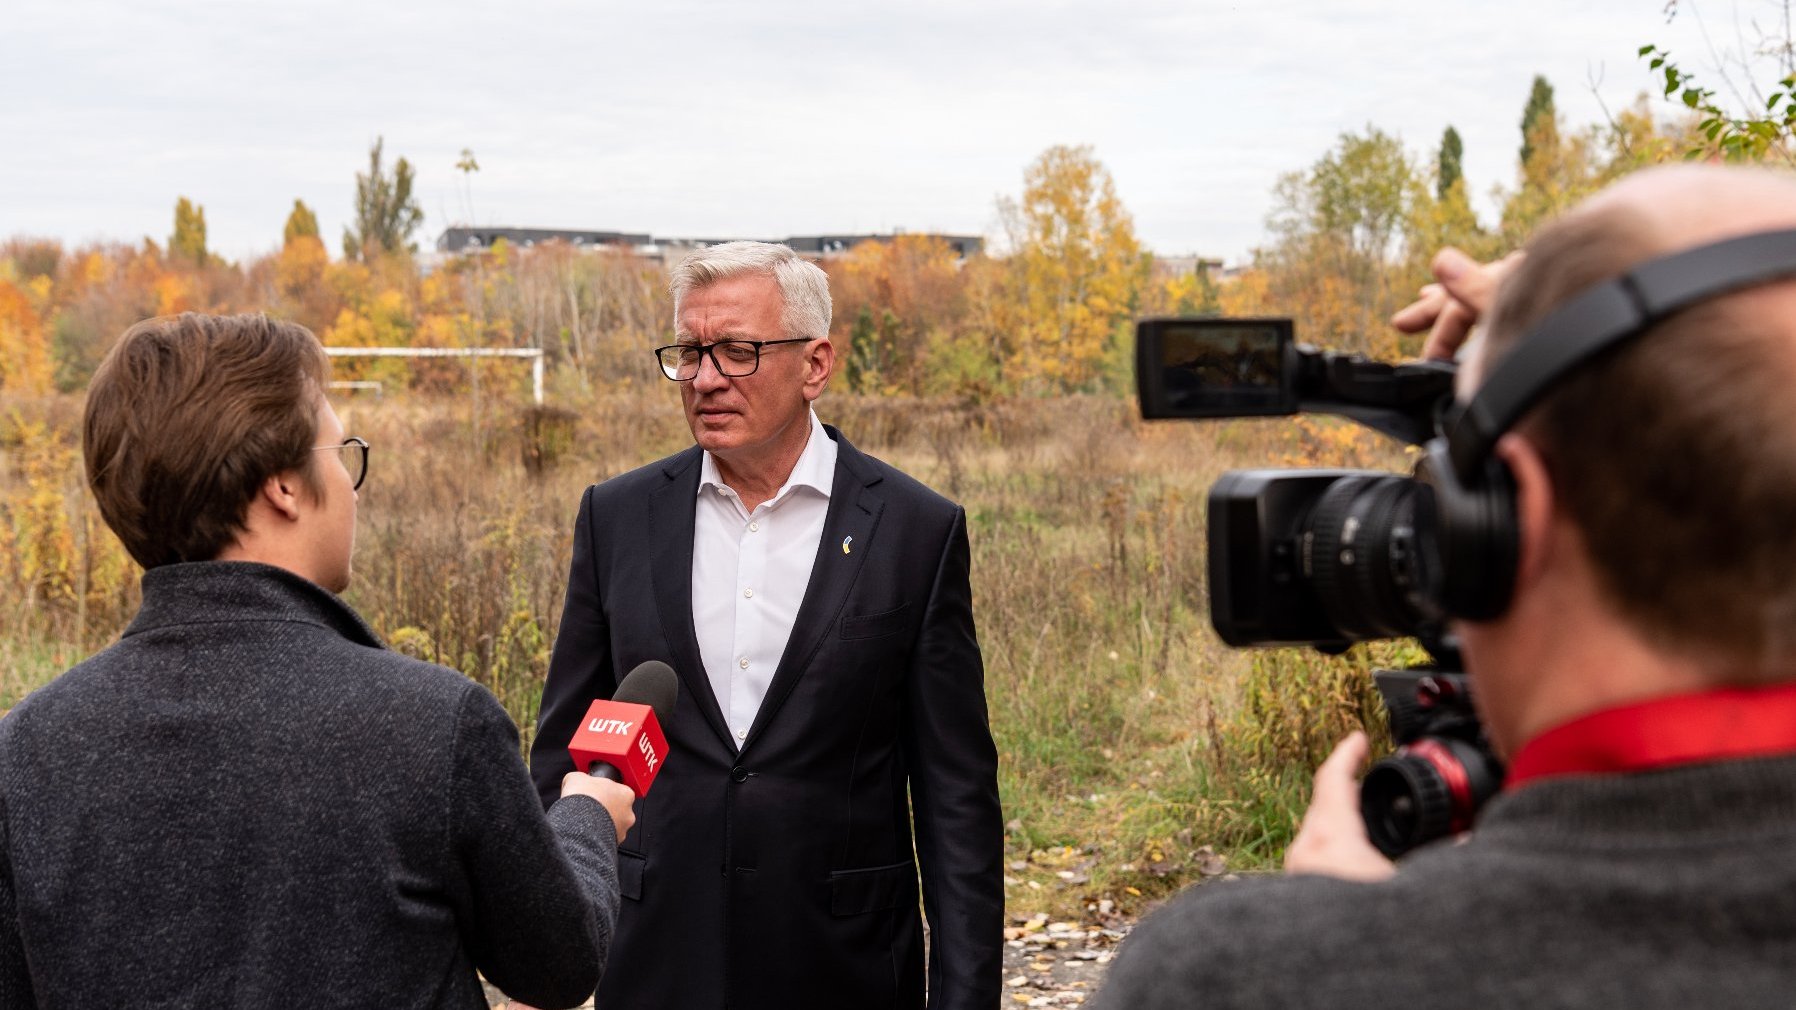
left=558, top=661, right=680, bottom=843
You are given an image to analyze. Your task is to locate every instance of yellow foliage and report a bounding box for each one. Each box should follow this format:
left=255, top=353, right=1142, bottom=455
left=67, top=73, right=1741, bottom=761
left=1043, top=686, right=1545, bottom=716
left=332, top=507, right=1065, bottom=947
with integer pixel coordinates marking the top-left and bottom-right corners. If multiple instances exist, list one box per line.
left=3, top=418, right=78, bottom=605
left=0, top=281, right=54, bottom=394
left=326, top=288, right=414, bottom=348
left=1216, top=268, right=1272, bottom=317
left=154, top=271, right=191, bottom=316
left=275, top=235, right=328, bottom=301
left=0, top=412, right=138, bottom=647
left=76, top=251, right=111, bottom=289
left=1000, top=145, right=1148, bottom=394
left=829, top=234, right=964, bottom=393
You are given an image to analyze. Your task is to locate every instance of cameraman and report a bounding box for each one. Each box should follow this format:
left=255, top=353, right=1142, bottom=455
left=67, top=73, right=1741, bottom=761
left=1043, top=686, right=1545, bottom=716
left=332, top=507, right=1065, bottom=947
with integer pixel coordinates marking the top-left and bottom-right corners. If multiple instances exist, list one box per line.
left=1096, top=163, right=1796, bottom=1007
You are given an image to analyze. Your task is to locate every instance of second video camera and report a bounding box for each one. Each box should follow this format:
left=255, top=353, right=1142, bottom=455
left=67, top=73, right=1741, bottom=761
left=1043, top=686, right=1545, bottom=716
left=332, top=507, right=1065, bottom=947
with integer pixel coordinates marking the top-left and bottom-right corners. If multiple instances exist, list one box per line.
left=1138, top=317, right=1500, bottom=857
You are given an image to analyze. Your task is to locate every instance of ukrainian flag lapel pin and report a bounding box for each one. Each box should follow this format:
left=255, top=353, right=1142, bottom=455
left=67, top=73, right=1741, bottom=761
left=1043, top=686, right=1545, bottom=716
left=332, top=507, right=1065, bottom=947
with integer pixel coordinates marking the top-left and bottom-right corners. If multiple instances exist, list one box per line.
left=841, top=535, right=853, bottom=556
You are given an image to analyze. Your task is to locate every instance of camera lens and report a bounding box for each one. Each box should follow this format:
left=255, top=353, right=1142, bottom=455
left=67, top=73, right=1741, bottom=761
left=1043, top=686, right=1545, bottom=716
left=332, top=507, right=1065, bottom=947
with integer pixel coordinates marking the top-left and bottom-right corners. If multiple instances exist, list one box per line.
left=1360, top=737, right=1502, bottom=858
left=1304, top=475, right=1440, bottom=640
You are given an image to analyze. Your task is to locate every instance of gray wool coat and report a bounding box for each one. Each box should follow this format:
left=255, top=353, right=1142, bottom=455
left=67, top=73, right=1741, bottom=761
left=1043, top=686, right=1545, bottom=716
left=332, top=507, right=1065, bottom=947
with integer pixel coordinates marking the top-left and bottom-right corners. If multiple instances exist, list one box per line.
left=0, top=561, right=618, bottom=1009
left=1095, top=752, right=1796, bottom=1009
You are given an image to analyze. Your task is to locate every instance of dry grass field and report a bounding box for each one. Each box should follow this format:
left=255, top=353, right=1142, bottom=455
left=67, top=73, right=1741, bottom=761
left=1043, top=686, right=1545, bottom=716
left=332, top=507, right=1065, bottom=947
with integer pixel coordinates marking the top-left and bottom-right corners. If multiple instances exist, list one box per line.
left=0, top=383, right=1409, bottom=917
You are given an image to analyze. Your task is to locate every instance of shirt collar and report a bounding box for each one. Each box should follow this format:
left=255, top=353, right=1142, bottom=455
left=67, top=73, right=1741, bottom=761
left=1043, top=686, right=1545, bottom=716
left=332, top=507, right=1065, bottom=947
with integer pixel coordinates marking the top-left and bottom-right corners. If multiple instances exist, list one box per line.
left=697, top=409, right=837, bottom=502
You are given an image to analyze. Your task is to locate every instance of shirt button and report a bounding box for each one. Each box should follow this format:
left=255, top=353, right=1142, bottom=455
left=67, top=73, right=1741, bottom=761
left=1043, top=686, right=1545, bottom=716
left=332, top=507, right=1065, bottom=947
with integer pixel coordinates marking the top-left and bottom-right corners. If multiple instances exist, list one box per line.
left=743, top=588, right=753, bottom=598
left=738, top=657, right=749, bottom=669
left=748, top=522, right=759, bottom=532
left=736, top=729, right=747, bottom=740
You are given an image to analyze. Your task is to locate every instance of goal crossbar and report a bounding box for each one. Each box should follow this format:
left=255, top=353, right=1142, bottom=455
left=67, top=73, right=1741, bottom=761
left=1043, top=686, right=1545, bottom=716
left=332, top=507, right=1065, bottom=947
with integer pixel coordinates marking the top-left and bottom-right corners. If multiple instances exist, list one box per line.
left=322, top=347, right=545, bottom=404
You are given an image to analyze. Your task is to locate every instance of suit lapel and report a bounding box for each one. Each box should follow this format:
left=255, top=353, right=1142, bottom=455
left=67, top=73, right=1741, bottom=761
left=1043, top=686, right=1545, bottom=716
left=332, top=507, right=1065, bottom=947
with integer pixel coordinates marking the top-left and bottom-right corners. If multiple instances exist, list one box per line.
left=648, top=448, right=737, bottom=752
left=743, top=428, right=885, bottom=751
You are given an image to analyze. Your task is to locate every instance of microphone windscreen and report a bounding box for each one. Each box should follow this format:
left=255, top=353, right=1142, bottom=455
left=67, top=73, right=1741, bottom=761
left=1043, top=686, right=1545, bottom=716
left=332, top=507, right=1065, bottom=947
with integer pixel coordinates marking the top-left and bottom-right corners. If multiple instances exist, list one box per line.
left=613, top=661, right=679, bottom=722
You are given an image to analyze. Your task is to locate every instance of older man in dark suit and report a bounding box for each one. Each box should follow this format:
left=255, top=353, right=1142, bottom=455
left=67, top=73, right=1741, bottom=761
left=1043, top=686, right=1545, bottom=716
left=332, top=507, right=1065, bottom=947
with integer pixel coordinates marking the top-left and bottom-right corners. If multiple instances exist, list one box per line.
left=530, top=241, right=1003, bottom=1009
left=0, top=313, right=636, bottom=1008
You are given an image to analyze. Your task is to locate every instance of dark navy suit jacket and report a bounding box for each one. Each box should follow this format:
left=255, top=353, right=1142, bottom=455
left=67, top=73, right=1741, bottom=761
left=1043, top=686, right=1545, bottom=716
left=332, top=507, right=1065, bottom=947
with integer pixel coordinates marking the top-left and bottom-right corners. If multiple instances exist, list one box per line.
left=530, top=426, right=1003, bottom=1010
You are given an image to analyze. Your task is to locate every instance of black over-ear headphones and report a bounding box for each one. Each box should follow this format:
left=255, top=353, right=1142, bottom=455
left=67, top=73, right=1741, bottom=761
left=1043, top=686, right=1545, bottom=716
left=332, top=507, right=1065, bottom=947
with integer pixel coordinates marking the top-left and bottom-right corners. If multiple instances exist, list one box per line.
left=1417, top=228, right=1796, bottom=621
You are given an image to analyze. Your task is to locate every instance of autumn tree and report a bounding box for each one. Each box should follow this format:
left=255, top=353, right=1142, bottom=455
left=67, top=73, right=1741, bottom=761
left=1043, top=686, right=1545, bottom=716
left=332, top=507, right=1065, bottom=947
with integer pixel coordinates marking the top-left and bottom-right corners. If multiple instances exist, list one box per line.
left=170, top=197, right=208, bottom=266
left=265, top=200, right=335, bottom=334
left=1437, top=126, right=1464, bottom=200
left=1520, top=76, right=1557, bottom=169
left=1500, top=76, right=1597, bottom=242
left=1499, top=76, right=1693, bottom=243
left=446, top=239, right=667, bottom=388
left=826, top=234, right=965, bottom=394
left=1265, top=127, right=1421, bottom=355
left=996, top=145, right=1148, bottom=394
left=1404, top=127, right=1493, bottom=302
left=0, top=276, right=54, bottom=394
left=343, top=138, right=423, bottom=262
left=284, top=200, right=320, bottom=247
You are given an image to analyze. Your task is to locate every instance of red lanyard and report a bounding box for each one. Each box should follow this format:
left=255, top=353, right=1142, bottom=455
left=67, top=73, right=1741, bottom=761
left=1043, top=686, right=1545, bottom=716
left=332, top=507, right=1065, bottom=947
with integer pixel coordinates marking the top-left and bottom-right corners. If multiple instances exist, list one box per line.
left=1506, top=679, right=1796, bottom=789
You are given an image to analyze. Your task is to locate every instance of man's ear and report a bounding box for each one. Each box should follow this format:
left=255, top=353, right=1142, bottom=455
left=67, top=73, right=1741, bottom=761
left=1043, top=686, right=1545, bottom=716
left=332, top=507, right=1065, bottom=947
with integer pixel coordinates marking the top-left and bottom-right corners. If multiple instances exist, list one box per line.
left=803, top=337, right=835, bottom=400
left=259, top=470, right=307, bottom=523
left=1494, top=432, right=1556, bottom=593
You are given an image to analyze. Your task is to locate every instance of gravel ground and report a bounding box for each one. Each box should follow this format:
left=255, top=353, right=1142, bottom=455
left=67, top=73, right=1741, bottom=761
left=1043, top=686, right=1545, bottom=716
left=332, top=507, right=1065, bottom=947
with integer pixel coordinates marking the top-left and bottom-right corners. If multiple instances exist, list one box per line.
left=995, top=912, right=1132, bottom=1007
left=481, top=915, right=1136, bottom=1008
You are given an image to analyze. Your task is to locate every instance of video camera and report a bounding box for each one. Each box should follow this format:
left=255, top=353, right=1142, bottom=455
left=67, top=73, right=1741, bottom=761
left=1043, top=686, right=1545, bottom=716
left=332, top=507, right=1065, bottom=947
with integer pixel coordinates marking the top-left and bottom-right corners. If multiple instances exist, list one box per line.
left=1138, top=317, right=1497, bottom=857
left=1140, top=232, right=1796, bottom=858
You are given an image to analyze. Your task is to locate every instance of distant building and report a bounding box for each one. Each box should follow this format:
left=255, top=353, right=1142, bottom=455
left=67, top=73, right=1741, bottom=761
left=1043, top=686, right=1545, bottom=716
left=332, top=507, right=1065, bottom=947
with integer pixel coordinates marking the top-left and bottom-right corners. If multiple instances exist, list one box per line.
left=1151, top=255, right=1227, bottom=279
left=436, top=227, right=651, bottom=253
left=435, top=227, right=984, bottom=261
left=783, top=233, right=985, bottom=259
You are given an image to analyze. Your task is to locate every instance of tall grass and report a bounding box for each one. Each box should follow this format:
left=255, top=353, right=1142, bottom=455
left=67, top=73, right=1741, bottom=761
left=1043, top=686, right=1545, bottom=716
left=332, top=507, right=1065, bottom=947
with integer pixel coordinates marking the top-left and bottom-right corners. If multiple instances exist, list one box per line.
left=0, top=385, right=1408, bottom=915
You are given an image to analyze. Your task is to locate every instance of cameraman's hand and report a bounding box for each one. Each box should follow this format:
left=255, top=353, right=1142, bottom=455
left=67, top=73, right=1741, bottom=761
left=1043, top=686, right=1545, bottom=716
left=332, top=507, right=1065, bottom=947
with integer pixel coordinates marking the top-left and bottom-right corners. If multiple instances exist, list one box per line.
left=1283, top=731, right=1396, bottom=883
left=1392, top=248, right=1523, bottom=361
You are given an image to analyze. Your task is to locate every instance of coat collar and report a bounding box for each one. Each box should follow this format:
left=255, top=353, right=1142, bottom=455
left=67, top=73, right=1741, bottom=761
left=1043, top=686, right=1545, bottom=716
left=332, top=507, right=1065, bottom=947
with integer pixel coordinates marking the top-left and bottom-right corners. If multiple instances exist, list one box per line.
left=125, top=561, right=385, bottom=649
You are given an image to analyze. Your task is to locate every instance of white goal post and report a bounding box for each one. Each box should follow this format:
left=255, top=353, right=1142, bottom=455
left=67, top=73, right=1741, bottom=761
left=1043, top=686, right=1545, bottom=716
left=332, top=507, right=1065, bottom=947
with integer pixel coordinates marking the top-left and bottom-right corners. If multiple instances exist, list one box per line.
left=322, top=347, right=546, bottom=405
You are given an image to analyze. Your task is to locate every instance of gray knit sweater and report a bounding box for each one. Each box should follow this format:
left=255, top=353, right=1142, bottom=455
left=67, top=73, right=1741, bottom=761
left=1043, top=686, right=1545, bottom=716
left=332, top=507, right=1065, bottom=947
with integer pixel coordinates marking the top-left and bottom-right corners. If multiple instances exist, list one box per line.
left=1096, top=753, right=1796, bottom=1009
left=0, top=562, right=619, bottom=1009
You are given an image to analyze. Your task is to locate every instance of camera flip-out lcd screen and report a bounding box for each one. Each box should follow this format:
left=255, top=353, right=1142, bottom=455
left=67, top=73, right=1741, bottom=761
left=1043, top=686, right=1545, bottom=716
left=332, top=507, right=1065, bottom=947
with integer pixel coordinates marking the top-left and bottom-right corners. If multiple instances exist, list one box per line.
left=1136, top=318, right=1296, bottom=419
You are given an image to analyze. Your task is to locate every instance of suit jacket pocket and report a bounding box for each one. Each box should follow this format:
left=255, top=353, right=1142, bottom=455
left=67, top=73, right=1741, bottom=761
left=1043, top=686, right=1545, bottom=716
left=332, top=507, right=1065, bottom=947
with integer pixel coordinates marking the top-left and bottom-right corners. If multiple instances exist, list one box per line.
left=828, top=860, right=917, bottom=916
left=617, top=849, right=646, bottom=901
left=839, top=603, right=912, bottom=641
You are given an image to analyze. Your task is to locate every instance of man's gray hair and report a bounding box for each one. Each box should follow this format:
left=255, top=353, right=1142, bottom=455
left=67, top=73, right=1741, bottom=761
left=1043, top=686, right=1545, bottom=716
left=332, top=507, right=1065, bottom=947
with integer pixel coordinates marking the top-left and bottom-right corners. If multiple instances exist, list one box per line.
left=669, top=241, right=833, bottom=340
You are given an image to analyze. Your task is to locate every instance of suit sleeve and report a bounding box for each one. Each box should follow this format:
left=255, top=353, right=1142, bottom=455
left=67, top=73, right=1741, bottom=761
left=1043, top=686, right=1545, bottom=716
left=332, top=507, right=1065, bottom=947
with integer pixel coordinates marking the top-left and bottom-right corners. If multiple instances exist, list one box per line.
left=531, top=484, right=618, bottom=809
left=905, top=505, right=1004, bottom=1009
left=450, top=684, right=620, bottom=1009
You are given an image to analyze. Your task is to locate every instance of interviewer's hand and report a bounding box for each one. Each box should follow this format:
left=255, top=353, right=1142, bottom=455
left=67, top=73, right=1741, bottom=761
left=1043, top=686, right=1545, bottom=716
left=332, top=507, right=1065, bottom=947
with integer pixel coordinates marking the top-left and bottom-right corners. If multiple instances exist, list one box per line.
left=1392, top=248, right=1524, bottom=362
left=1283, top=731, right=1396, bottom=882
left=560, top=772, right=637, bottom=843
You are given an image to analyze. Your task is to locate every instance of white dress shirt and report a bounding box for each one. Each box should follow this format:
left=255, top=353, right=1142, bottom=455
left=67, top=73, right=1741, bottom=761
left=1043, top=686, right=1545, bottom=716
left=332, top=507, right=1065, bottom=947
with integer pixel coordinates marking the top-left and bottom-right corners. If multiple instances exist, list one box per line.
left=692, top=410, right=837, bottom=750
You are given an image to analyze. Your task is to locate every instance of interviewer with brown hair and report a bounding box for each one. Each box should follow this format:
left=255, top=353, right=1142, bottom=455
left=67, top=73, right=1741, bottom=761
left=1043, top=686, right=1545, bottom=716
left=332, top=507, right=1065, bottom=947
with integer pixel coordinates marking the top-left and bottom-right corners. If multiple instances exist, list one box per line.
left=0, top=313, right=632, bottom=1008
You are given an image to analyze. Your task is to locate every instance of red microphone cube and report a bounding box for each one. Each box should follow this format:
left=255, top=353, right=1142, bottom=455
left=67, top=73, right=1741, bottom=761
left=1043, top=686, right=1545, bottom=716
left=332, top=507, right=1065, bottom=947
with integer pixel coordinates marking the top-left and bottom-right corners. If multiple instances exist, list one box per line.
left=568, top=700, right=668, bottom=797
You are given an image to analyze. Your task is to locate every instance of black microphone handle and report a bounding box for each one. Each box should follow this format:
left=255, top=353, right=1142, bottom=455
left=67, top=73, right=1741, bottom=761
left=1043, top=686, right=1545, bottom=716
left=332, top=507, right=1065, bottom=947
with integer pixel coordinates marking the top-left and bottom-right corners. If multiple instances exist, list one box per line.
left=588, top=761, right=625, bottom=782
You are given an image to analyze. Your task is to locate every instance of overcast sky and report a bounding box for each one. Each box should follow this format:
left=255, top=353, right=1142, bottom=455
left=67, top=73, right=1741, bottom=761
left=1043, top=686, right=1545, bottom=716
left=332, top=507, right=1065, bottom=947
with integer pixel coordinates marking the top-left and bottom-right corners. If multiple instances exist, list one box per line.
left=0, top=1, right=1777, bottom=264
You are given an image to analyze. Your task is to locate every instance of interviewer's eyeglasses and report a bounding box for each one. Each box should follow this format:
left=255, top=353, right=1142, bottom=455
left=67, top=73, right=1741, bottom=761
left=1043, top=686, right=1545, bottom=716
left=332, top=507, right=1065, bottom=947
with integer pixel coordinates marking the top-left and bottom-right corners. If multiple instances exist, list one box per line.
left=653, top=338, right=813, bottom=381
left=312, top=436, right=369, bottom=491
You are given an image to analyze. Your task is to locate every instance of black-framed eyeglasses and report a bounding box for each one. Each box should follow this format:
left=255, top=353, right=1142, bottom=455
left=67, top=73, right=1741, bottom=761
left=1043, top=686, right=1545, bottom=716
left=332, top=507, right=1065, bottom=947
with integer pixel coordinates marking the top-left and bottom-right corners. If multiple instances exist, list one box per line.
left=313, top=436, right=369, bottom=491
left=653, top=338, right=812, bottom=381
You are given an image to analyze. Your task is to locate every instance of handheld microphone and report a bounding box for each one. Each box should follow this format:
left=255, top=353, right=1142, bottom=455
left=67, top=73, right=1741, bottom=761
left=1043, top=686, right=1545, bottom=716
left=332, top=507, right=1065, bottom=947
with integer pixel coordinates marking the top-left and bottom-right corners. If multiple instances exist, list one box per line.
left=568, top=661, right=678, bottom=798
